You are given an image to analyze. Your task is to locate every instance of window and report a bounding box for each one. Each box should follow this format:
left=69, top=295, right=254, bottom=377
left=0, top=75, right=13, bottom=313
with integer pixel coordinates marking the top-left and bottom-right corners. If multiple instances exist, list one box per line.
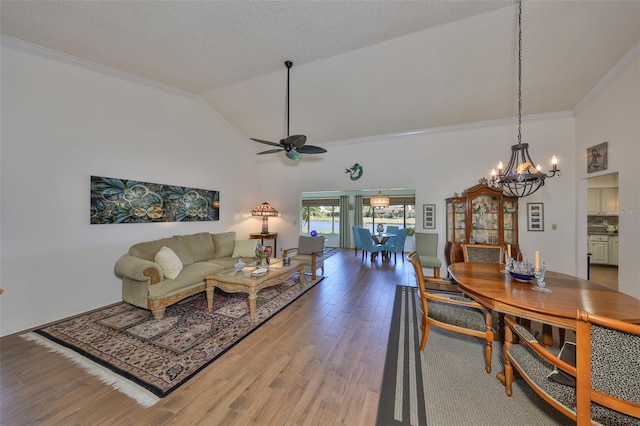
left=301, top=199, right=340, bottom=235
left=363, top=196, right=415, bottom=233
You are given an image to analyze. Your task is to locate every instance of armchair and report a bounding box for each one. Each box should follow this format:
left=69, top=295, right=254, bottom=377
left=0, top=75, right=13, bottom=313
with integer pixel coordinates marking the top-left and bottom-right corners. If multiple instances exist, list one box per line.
left=407, top=251, right=494, bottom=373
left=282, top=235, right=324, bottom=279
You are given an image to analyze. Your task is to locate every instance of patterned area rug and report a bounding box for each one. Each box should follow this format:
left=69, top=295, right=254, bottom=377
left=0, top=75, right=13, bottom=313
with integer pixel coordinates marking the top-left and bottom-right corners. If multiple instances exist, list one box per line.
left=22, top=273, right=323, bottom=407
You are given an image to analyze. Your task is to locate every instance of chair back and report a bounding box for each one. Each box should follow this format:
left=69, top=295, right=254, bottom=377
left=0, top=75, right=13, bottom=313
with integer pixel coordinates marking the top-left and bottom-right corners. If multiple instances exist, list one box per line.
left=385, top=225, right=400, bottom=234
left=407, top=251, right=428, bottom=295
left=386, top=228, right=409, bottom=253
left=462, top=244, right=503, bottom=263
left=575, top=310, right=640, bottom=424
left=298, top=235, right=324, bottom=254
left=357, top=227, right=383, bottom=252
left=352, top=225, right=363, bottom=248
left=415, top=232, right=438, bottom=257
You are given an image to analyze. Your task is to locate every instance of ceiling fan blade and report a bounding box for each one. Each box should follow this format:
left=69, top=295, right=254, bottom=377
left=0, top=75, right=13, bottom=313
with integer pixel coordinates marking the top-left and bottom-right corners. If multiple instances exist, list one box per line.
left=285, top=134, right=307, bottom=148
left=297, top=145, right=327, bottom=154
left=250, top=138, right=281, bottom=147
left=257, top=149, right=284, bottom=155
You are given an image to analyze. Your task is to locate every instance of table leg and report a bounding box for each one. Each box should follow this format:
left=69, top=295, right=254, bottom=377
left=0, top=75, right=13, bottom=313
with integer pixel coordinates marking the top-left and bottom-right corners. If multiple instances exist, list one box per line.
left=248, top=289, right=258, bottom=323
left=206, top=283, right=215, bottom=312
left=298, top=266, right=305, bottom=289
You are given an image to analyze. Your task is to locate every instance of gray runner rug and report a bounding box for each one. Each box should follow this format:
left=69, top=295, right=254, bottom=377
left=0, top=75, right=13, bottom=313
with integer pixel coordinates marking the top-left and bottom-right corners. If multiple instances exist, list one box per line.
left=376, top=285, right=573, bottom=426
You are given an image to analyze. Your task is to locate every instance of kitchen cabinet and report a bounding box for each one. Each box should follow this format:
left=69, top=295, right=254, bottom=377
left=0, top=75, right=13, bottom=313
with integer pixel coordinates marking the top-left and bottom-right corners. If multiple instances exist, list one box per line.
left=445, top=182, right=518, bottom=265
left=609, top=236, right=619, bottom=266
left=587, top=188, right=618, bottom=215
left=589, top=235, right=609, bottom=264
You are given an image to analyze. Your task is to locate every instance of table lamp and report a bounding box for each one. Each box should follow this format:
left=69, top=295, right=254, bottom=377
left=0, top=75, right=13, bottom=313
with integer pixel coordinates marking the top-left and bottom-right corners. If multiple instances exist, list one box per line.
left=251, top=202, right=278, bottom=234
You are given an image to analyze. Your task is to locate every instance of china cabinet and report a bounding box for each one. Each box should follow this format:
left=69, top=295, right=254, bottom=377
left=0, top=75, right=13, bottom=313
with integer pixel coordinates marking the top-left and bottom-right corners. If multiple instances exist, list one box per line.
left=445, top=182, right=518, bottom=265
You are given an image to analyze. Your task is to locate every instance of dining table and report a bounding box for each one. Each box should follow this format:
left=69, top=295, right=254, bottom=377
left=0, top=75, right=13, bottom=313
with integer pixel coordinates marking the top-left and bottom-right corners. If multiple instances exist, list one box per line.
left=371, top=232, right=396, bottom=260
left=448, top=262, right=640, bottom=346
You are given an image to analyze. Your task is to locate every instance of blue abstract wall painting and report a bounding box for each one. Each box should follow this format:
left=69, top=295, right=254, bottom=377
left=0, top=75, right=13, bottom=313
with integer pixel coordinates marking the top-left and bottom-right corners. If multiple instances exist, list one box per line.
left=90, top=176, right=220, bottom=224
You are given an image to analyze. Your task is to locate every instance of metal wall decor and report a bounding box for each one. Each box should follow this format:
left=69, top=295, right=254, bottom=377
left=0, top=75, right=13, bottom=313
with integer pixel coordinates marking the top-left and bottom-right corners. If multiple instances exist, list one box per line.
left=90, top=175, right=219, bottom=224
left=345, top=163, right=363, bottom=180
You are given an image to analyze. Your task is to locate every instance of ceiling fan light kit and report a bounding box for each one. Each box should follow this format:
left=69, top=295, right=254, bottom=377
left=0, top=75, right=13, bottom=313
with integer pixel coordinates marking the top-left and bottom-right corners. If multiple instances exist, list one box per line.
left=251, top=61, right=327, bottom=161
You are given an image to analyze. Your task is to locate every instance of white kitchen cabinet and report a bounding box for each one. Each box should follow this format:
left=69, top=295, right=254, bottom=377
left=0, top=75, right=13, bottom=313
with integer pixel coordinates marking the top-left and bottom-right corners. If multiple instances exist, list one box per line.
left=587, top=188, right=618, bottom=215
left=609, top=236, right=619, bottom=266
left=589, top=235, right=609, bottom=264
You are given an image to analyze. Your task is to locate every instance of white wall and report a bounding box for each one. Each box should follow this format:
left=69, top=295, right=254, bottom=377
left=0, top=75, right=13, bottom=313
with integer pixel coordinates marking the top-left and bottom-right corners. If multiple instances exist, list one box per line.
left=575, top=56, right=640, bottom=298
left=0, top=45, right=262, bottom=335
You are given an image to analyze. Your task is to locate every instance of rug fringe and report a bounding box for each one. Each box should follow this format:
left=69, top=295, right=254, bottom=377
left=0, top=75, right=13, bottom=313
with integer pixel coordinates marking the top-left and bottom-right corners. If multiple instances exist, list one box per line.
left=20, top=332, right=160, bottom=408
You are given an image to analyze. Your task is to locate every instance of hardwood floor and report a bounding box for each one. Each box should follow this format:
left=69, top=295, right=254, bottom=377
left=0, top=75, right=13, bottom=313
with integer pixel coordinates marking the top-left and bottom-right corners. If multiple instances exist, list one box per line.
left=1, top=249, right=414, bottom=425
left=588, top=264, right=618, bottom=291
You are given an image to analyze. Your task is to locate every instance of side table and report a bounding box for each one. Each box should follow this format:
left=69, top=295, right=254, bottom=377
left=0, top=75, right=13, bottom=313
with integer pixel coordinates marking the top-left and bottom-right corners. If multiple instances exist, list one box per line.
left=249, top=232, right=277, bottom=255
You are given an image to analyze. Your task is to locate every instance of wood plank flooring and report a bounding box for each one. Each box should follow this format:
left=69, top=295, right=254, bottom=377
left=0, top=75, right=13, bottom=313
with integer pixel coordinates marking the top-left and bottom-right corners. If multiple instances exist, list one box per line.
left=588, top=264, right=618, bottom=291
left=1, top=249, right=413, bottom=425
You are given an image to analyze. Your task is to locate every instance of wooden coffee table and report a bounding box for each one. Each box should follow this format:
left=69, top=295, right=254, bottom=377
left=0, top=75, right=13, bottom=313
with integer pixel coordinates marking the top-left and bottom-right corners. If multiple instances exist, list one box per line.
left=205, top=259, right=305, bottom=323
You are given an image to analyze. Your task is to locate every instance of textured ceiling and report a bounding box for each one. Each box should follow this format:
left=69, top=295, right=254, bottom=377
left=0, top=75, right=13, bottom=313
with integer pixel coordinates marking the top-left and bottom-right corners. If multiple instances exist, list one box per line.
left=2, top=1, right=639, bottom=144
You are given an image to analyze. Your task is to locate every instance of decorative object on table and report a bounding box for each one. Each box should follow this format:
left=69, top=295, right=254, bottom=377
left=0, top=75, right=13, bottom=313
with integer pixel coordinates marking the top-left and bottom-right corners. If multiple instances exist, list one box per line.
left=250, top=61, right=327, bottom=161
left=282, top=257, right=290, bottom=266
left=377, top=223, right=384, bottom=234
left=90, top=176, right=219, bottom=224
left=488, top=0, right=560, bottom=198
left=345, top=163, right=363, bottom=180
left=370, top=190, right=389, bottom=208
left=234, top=258, right=246, bottom=272
left=252, top=201, right=278, bottom=234
left=21, top=274, right=324, bottom=405
left=423, top=204, right=436, bottom=229
left=255, top=243, right=269, bottom=268
left=310, top=230, right=318, bottom=237
left=532, top=262, right=551, bottom=292
left=527, top=202, right=544, bottom=231
left=507, top=251, right=535, bottom=282
left=587, top=141, right=608, bottom=173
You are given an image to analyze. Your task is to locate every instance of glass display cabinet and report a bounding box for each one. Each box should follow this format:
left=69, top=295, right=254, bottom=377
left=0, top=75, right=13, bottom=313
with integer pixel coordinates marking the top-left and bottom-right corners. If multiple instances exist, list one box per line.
left=445, top=181, right=518, bottom=265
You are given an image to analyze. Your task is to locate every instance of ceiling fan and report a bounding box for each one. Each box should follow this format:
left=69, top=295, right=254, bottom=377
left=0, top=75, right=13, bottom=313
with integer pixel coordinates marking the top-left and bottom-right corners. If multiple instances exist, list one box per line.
left=251, top=61, right=327, bottom=161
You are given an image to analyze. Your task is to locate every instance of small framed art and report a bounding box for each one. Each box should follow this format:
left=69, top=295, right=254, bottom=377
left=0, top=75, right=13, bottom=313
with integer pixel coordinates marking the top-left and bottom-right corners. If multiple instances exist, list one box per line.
left=527, top=202, right=544, bottom=232
left=587, top=142, right=608, bottom=173
left=423, top=204, right=436, bottom=229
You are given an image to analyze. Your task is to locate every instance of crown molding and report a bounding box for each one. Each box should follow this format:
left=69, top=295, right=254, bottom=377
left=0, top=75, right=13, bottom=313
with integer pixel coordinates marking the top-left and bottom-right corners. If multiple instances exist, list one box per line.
left=1, top=35, right=197, bottom=100
left=573, top=40, right=640, bottom=115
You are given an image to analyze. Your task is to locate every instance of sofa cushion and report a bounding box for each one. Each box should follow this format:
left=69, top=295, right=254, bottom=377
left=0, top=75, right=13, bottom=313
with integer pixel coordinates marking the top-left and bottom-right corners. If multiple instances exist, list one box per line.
left=154, top=246, right=183, bottom=279
left=130, top=237, right=194, bottom=265
left=232, top=239, right=258, bottom=258
left=212, top=231, right=236, bottom=258
left=179, top=232, right=216, bottom=262
left=148, top=263, right=224, bottom=299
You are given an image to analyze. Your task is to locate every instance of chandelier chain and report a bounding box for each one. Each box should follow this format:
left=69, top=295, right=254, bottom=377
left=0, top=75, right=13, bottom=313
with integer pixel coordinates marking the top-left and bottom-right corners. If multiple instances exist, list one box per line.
left=517, top=0, right=522, bottom=146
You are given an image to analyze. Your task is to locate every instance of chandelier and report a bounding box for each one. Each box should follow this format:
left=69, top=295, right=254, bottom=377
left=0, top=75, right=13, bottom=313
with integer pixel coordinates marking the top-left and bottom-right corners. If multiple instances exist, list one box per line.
left=370, top=191, right=390, bottom=208
left=490, top=0, right=560, bottom=198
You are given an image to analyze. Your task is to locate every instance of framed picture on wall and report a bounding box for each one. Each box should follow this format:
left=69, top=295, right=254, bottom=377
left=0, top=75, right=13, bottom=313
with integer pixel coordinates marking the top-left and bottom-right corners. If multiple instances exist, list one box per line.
left=527, top=203, right=544, bottom=232
left=423, top=204, right=436, bottom=229
left=587, top=142, right=608, bottom=173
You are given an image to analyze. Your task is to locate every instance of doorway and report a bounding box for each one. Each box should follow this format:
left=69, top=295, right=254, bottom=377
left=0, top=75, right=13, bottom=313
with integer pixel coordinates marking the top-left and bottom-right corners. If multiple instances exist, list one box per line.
left=586, top=172, right=618, bottom=290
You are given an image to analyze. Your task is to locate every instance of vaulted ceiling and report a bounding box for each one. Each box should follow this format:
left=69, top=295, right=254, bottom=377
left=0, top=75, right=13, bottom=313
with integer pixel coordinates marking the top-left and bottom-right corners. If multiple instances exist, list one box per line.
left=2, top=1, right=639, bottom=145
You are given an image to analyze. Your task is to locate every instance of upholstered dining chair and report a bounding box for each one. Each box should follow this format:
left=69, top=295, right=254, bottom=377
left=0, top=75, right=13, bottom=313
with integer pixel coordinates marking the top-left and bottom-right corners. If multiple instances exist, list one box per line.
left=384, top=228, right=408, bottom=263
left=407, top=251, right=494, bottom=373
left=352, top=225, right=363, bottom=257
left=414, top=232, right=442, bottom=279
left=357, top=227, right=385, bottom=262
left=461, top=244, right=503, bottom=264
left=282, top=235, right=324, bottom=279
left=385, top=225, right=399, bottom=234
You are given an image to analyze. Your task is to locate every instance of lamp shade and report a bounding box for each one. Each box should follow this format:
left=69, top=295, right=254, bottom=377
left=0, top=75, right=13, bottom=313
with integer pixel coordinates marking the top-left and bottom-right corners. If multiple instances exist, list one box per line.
left=370, top=191, right=389, bottom=208
left=252, top=202, right=278, bottom=234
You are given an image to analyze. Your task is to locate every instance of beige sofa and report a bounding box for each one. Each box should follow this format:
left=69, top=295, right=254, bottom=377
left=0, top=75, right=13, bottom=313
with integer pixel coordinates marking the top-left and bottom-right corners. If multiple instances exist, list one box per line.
left=115, top=231, right=259, bottom=319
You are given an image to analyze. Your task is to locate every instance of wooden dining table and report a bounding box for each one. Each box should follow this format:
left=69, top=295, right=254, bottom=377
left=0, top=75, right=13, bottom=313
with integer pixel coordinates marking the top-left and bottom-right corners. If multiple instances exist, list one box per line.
left=448, top=262, right=640, bottom=346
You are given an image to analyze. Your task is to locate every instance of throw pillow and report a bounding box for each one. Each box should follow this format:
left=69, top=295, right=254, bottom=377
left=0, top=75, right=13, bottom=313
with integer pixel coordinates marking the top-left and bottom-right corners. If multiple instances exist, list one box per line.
left=547, top=341, right=576, bottom=387
left=233, top=239, right=258, bottom=258
left=155, top=246, right=183, bottom=280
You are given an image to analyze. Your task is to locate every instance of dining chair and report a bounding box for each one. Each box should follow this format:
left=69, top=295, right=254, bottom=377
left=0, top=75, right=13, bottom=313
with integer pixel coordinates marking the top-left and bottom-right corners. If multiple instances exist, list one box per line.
left=385, top=225, right=399, bottom=234
left=461, top=244, right=503, bottom=263
left=407, top=251, right=494, bottom=373
left=503, top=310, right=640, bottom=425
left=282, top=235, right=324, bottom=279
left=357, top=227, right=385, bottom=262
left=352, top=225, right=363, bottom=257
left=384, top=228, right=408, bottom=263
left=414, top=232, right=442, bottom=279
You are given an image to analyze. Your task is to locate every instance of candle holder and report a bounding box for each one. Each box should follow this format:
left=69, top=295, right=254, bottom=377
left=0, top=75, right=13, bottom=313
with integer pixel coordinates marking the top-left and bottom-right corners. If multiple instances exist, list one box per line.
left=532, top=262, right=552, bottom=293
left=501, top=253, right=513, bottom=274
